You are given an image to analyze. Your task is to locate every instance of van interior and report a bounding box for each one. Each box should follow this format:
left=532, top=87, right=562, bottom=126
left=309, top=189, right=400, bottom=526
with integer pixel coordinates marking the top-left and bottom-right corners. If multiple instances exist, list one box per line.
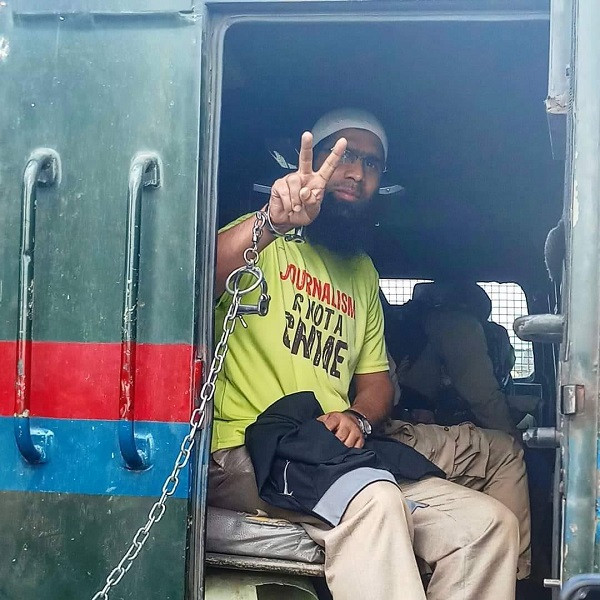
left=214, top=14, right=564, bottom=599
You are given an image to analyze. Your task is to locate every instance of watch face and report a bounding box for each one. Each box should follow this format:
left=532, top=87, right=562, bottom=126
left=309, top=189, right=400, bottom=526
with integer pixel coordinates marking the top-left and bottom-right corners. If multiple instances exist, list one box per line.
left=363, top=419, right=373, bottom=435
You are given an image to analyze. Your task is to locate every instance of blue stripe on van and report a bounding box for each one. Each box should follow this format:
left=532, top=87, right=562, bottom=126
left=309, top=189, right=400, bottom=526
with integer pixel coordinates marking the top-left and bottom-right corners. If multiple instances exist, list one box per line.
left=0, top=417, right=191, bottom=497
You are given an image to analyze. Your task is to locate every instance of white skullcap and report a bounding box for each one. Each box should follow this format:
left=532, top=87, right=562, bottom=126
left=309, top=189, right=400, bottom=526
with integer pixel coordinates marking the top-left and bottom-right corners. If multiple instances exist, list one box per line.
left=311, top=108, right=388, bottom=160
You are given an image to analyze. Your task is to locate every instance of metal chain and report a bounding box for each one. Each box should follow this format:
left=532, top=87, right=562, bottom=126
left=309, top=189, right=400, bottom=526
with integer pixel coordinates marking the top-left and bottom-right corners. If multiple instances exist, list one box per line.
left=243, top=211, right=266, bottom=266
left=91, top=211, right=268, bottom=600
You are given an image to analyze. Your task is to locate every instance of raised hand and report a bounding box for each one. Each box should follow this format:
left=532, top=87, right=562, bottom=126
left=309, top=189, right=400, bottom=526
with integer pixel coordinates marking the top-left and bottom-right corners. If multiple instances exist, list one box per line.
left=268, top=132, right=347, bottom=231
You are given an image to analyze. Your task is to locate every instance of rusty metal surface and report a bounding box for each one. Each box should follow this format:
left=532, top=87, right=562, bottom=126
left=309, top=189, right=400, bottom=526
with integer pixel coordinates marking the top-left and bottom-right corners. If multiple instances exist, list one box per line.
left=557, top=0, right=600, bottom=585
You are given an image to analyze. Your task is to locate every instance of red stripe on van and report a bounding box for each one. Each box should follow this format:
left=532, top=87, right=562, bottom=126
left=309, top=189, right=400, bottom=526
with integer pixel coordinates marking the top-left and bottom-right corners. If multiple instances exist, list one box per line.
left=0, top=341, right=194, bottom=422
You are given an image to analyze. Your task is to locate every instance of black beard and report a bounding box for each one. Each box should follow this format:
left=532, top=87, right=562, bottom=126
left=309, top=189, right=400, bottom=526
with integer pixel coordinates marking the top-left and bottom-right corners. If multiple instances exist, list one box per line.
left=306, top=193, right=374, bottom=257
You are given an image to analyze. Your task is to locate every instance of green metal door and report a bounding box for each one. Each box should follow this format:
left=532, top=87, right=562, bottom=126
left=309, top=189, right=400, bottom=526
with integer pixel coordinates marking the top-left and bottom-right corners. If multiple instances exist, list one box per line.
left=0, top=2, right=204, bottom=598
left=549, top=0, right=600, bottom=592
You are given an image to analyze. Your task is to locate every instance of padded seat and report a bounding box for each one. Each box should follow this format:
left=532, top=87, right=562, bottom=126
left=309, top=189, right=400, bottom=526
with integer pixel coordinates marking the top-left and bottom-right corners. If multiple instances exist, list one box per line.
left=206, top=506, right=324, bottom=566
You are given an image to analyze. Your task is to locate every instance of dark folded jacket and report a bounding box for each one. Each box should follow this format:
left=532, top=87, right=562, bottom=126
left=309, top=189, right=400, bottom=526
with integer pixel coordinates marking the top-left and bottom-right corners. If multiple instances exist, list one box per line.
left=245, top=391, right=444, bottom=526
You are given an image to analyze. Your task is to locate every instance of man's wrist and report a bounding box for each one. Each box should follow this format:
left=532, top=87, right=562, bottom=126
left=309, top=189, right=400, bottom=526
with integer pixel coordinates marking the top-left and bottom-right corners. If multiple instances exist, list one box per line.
left=344, top=409, right=373, bottom=437
left=264, top=206, right=291, bottom=237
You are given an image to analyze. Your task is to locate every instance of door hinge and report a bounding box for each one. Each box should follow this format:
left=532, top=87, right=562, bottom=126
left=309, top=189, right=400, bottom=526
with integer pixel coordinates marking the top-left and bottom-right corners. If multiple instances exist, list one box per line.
left=561, top=384, right=584, bottom=415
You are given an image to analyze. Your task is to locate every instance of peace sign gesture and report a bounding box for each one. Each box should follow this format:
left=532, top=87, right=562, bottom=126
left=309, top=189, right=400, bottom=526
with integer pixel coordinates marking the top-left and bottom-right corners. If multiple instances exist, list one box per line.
left=268, top=132, right=347, bottom=231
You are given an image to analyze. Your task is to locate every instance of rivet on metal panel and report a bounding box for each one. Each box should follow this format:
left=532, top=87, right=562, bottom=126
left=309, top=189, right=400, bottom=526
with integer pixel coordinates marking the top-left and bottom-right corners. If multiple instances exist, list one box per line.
left=37, top=152, right=61, bottom=186
left=141, top=159, right=160, bottom=188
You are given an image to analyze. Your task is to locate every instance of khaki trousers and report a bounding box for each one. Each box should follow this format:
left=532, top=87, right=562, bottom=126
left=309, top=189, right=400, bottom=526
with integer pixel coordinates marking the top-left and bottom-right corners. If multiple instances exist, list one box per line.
left=208, top=446, right=519, bottom=600
left=384, top=420, right=531, bottom=579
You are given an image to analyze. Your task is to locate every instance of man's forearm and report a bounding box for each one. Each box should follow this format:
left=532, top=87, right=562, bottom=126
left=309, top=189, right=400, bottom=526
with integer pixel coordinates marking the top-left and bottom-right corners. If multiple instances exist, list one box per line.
left=352, top=395, right=391, bottom=427
left=352, top=372, right=394, bottom=427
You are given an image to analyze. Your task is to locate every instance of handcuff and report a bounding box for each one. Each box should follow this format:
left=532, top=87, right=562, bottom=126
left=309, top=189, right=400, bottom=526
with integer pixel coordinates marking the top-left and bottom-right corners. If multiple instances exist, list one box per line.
left=264, top=205, right=306, bottom=244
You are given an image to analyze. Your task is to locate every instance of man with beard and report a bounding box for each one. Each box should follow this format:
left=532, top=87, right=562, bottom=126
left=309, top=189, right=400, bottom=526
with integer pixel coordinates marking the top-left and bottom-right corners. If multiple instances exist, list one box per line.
left=208, top=109, right=519, bottom=600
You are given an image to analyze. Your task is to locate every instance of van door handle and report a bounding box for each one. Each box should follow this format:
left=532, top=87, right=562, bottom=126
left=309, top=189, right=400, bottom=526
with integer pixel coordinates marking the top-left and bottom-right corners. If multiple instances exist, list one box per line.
left=118, top=153, right=161, bottom=471
left=513, top=314, right=564, bottom=344
left=14, top=149, right=61, bottom=464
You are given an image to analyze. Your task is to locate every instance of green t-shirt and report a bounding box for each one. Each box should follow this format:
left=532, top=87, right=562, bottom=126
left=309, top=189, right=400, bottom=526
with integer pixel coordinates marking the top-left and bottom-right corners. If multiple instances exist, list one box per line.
left=212, top=214, right=389, bottom=451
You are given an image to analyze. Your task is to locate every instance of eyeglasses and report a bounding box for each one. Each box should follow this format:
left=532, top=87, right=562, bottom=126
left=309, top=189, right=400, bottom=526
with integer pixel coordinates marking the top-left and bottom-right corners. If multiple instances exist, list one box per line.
left=331, top=147, right=386, bottom=175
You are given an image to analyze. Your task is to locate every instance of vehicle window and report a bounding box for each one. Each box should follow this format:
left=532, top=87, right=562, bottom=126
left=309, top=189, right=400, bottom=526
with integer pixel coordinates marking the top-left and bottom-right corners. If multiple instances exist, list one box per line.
left=380, top=279, right=534, bottom=379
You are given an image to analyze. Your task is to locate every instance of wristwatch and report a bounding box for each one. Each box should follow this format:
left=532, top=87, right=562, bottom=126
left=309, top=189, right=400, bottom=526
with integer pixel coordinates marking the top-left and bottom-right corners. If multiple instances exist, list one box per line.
left=344, top=409, right=373, bottom=437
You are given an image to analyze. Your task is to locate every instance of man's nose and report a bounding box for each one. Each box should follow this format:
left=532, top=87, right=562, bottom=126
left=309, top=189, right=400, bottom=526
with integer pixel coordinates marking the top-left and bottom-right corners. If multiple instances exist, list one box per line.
left=345, top=158, right=364, bottom=181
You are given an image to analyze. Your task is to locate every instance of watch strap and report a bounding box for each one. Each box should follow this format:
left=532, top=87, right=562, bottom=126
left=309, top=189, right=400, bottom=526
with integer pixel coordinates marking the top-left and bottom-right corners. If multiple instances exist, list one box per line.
left=344, top=409, right=372, bottom=436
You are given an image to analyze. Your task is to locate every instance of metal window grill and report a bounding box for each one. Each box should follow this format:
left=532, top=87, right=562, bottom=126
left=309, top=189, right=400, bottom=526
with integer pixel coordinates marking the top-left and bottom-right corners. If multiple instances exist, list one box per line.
left=380, top=279, right=534, bottom=379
